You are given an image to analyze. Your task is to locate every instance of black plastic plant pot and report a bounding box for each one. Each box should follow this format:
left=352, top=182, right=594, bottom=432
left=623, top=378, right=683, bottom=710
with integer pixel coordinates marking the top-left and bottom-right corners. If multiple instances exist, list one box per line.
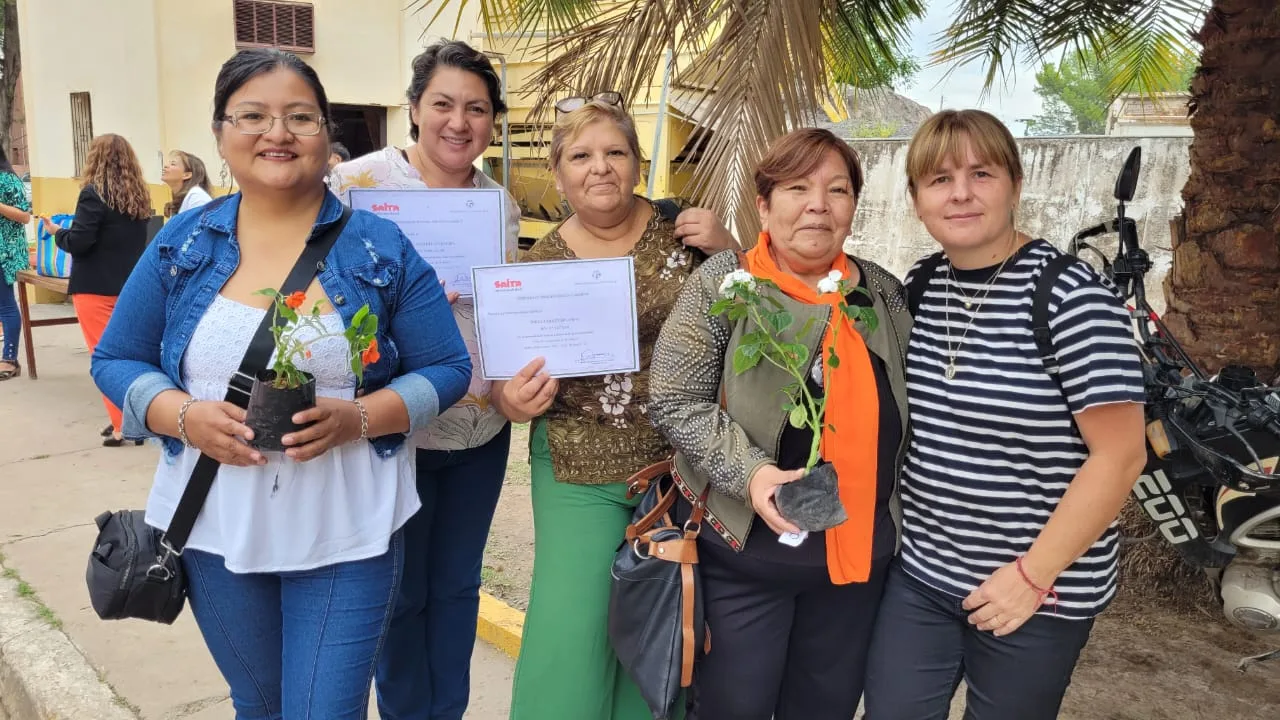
left=774, top=461, right=848, bottom=532
left=244, top=370, right=316, bottom=451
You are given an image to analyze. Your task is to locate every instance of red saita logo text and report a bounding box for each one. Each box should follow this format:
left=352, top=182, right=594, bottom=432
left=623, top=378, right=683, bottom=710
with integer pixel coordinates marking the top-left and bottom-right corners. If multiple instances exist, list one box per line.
left=494, top=279, right=522, bottom=289
left=371, top=202, right=400, bottom=213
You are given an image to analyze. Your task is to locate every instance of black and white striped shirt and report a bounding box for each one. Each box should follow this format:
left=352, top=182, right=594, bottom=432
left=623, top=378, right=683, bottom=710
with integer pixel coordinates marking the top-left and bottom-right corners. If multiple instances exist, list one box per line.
left=900, top=240, right=1145, bottom=620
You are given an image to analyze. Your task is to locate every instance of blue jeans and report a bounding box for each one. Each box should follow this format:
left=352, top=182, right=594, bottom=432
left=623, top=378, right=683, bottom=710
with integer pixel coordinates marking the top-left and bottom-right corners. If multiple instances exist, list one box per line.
left=0, top=281, right=19, bottom=362
left=376, top=423, right=511, bottom=720
left=183, top=532, right=404, bottom=720
left=863, top=563, right=1095, bottom=720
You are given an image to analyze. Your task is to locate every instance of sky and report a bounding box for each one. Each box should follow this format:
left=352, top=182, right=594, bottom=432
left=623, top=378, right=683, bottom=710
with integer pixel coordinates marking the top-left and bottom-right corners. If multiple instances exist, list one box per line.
left=896, top=2, right=1045, bottom=136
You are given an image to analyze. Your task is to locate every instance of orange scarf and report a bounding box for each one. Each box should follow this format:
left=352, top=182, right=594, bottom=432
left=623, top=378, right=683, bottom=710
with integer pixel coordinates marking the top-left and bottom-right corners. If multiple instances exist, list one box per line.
left=746, top=232, right=880, bottom=584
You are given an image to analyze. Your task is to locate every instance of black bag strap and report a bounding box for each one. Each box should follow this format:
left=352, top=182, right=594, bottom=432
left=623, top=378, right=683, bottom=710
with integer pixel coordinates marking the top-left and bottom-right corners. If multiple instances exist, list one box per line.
left=906, top=251, right=945, bottom=317
left=653, top=198, right=683, bottom=223
left=1030, top=253, right=1076, bottom=393
left=162, top=206, right=353, bottom=554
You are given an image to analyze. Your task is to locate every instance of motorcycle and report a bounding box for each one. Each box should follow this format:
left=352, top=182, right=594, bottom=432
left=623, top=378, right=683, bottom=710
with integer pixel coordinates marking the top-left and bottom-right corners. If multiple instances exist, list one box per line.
left=1069, top=147, right=1280, bottom=671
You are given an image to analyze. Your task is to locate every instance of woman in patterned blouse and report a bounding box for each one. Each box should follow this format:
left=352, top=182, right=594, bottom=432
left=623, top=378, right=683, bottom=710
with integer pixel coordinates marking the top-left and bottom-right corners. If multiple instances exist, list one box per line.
left=500, top=97, right=735, bottom=719
left=329, top=41, right=524, bottom=719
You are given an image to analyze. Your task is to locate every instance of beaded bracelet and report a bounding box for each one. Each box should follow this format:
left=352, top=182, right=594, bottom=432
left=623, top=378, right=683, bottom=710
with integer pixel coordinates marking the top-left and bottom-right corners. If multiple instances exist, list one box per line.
left=353, top=399, right=369, bottom=441
left=177, top=398, right=198, bottom=449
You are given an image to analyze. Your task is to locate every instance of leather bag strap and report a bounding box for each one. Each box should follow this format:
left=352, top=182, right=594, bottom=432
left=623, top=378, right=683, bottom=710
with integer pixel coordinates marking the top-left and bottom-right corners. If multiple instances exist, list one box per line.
left=162, top=207, right=353, bottom=553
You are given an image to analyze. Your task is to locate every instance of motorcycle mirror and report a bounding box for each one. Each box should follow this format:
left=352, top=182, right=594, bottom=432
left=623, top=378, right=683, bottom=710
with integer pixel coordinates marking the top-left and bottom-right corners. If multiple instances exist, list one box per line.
left=1114, top=147, right=1142, bottom=202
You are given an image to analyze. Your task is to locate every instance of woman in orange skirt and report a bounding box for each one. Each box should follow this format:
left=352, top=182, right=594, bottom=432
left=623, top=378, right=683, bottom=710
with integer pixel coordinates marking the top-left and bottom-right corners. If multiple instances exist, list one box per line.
left=43, top=134, right=151, bottom=445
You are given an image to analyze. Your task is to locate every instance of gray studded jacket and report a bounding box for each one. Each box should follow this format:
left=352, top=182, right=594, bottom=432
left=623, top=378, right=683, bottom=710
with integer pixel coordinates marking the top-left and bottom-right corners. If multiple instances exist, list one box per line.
left=648, top=249, right=913, bottom=551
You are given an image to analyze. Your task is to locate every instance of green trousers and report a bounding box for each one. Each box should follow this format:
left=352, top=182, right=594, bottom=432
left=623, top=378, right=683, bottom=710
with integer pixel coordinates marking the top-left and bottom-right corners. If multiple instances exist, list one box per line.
left=509, top=421, right=663, bottom=720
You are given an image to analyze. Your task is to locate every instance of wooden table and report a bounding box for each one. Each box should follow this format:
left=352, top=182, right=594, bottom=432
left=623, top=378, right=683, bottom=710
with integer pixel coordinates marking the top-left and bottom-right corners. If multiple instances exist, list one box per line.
left=14, top=270, right=78, bottom=380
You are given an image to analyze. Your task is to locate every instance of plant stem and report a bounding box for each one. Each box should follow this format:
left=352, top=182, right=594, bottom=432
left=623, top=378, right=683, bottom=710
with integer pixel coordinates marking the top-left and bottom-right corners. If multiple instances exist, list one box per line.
left=745, top=304, right=825, bottom=470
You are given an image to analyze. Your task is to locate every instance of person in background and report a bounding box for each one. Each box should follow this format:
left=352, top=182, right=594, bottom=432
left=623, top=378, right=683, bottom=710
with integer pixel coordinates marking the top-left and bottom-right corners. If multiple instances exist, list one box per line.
left=502, top=97, right=736, bottom=720
left=90, top=48, right=471, bottom=719
left=863, top=109, right=1147, bottom=719
left=42, top=134, right=150, bottom=444
left=649, top=128, right=911, bottom=719
left=0, top=146, right=31, bottom=381
left=162, top=150, right=214, bottom=217
left=328, top=141, right=351, bottom=170
left=330, top=40, right=520, bottom=720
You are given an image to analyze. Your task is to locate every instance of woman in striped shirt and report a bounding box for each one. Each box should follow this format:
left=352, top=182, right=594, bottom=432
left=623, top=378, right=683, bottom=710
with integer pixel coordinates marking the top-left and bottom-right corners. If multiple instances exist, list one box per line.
left=863, top=109, right=1148, bottom=719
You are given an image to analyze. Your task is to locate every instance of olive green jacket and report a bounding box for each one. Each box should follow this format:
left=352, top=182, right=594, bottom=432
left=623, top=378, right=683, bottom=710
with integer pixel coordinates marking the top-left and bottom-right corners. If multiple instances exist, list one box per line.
left=648, top=249, right=913, bottom=551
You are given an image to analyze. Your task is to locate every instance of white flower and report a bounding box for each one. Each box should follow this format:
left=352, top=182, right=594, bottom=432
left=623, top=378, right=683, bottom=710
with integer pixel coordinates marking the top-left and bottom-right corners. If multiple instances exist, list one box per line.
left=817, top=270, right=843, bottom=295
left=718, top=269, right=757, bottom=298
left=842, top=236, right=858, bottom=255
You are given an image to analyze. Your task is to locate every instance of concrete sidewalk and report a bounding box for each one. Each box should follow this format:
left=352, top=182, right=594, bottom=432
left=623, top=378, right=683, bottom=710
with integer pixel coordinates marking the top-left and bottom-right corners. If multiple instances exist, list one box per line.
left=0, top=305, right=513, bottom=719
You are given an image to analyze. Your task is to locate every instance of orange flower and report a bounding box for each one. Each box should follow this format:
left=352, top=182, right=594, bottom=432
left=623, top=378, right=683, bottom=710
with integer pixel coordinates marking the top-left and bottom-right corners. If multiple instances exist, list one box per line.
left=285, top=291, right=306, bottom=310
left=361, top=338, right=381, bottom=366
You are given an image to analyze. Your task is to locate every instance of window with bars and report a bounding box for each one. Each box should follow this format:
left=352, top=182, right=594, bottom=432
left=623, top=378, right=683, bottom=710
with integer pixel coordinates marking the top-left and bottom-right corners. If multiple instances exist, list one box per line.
left=233, top=0, right=315, bottom=54
left=70, top=92, right=93, bottom=177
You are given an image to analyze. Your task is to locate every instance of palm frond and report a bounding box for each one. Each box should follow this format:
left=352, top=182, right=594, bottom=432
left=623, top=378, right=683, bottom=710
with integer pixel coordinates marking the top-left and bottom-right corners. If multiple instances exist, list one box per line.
left=406, top=0, right=598, bottom=43
left=934, top=0, right=1207, bottom=97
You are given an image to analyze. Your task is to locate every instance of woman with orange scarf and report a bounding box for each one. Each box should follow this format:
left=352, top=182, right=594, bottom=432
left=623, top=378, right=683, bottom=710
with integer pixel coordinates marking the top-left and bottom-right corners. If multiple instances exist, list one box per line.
left=649, top=128, right=913, bottom=719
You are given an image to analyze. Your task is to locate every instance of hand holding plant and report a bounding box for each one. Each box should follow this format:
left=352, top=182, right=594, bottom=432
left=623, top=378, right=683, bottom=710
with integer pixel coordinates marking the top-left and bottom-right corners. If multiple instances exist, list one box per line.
left=242, top=288, right=380, bottom=451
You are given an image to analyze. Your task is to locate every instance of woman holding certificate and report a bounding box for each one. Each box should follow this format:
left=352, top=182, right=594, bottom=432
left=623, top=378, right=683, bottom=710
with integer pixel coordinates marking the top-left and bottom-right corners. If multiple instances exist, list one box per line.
left=648, top=129, right=913, bottom=719
left=500, top=98, right=735, bottom=719
left=329, top=41, right=522, bottom=720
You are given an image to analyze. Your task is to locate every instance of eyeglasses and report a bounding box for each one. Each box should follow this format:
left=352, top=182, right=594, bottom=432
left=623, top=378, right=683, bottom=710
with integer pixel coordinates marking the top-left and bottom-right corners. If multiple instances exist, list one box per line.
left=555, top=91, right=624, bottom=117
left=221, top=110, right=326, bottom=136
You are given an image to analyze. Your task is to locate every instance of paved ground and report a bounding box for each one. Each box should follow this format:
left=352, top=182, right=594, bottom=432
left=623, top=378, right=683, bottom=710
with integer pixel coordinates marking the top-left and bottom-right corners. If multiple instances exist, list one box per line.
left=0, top=304, right=513, bottom=719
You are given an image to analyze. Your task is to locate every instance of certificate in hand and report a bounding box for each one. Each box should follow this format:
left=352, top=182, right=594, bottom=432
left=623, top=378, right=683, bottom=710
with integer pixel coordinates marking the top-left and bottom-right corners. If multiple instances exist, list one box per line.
left=348, top=187, right=505, bottom=297
left=472, top=258, right=641, bottom=380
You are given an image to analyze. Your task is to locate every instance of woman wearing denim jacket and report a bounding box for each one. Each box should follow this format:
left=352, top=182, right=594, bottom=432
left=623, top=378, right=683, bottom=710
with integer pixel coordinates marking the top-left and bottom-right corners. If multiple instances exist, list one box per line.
left=90, top=49, right=471, bottom=719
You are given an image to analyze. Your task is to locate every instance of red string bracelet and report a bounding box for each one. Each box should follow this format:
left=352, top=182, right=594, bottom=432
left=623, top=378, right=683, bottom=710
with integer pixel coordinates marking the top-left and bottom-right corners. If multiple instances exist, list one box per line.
left=1016, top=557, right=1059, bottom=613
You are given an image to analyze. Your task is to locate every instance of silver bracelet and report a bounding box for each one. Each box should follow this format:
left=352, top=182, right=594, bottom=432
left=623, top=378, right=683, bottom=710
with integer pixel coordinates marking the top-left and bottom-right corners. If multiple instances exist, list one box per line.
left=177, top=398, right=198, bottom=448
left=353, top=399, right=369, bottom=441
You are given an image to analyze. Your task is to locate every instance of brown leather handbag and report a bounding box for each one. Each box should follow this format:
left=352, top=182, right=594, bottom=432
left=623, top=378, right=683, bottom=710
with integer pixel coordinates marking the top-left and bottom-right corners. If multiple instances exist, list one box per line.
left=607, top=459, right=711, bottom=719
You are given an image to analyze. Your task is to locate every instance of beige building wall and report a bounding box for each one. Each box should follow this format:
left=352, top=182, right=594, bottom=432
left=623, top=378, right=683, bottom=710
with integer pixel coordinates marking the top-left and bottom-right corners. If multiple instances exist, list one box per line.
left=18, top=0, right=481, bottom=214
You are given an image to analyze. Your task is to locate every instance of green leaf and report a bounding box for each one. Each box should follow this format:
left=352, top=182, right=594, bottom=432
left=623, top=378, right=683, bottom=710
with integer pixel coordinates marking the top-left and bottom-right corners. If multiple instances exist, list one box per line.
left=710, top=298, right=735, bottom=316
left=788, top=404, right=807, bottom=429
left=280, top=304, right=298, bottom=323
left=782, top=342, right=809, bottom=367
left=727, top=305, right=749, bottom=322
left=767, top=310, right=794, bottom=334
left=361, top=313, right=379, bottom=337
left=352, top=305, right=369, bottom=331
left=351, top=355, right=362, bottom=378
left=253, top=288, right=279, bottom=299
left=827, top=346, right=841, bottom=368
left=732, top=344, right=763, bottom=375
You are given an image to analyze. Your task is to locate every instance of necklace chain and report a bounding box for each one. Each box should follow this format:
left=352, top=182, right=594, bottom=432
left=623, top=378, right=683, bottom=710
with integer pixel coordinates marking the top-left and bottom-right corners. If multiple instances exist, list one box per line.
left=943, top=244, right=1017, bottom=381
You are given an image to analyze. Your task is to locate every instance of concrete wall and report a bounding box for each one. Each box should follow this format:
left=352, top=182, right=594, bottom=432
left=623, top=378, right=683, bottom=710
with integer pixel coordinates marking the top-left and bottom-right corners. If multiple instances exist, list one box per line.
left=844, top=136, right=1192, bottom=312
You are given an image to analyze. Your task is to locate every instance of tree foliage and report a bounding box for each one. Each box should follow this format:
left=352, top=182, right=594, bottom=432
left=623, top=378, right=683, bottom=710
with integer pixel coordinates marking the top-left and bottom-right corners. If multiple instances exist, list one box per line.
left=1027, top=51, right=1198, bottom=136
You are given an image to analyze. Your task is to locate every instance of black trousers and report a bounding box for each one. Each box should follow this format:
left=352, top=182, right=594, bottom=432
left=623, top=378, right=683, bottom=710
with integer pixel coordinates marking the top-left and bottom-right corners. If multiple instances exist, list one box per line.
left=687, top=538, right=890, bottom=720
left=863, top=563, right=1095, bottom=720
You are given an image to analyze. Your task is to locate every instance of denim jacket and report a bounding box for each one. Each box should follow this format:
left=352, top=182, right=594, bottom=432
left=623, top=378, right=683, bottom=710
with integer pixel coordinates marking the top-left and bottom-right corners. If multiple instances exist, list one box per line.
left=91, top=191, right=472, bottom=460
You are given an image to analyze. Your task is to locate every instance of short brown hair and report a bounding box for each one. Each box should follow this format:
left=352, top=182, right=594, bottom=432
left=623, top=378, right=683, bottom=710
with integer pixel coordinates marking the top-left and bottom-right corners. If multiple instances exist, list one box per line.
left=906, top=110, right=1023, bottom=198
left=549, top=100, right=642, bottom=180
left=754, top=129, right=864, bottom=202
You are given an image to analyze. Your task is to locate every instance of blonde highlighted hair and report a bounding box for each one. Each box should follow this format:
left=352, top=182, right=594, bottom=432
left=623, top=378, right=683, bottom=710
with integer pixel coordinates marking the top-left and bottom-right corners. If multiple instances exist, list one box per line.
left=906, top=109, right=1023, bottom=198
left=548, top=100, right=642, bottom=181
left=81, top=134, right=153, bottom=220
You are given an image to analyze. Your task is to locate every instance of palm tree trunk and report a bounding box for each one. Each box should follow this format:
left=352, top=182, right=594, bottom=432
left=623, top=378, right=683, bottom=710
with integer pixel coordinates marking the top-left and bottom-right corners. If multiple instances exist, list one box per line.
left=1162, top=0, right=1280, bottom=379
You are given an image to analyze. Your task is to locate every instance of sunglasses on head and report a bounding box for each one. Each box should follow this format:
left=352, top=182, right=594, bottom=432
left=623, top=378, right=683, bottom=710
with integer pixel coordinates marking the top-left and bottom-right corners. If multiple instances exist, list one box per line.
left=555, top=91, right=624, bottom=117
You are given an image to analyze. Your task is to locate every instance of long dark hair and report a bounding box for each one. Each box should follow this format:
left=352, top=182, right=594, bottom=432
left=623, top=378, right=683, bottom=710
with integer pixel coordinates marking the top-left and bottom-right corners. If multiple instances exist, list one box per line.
left=212, top=48, right=331, bottom=130
left=407, top=40, right=506, bottom=141
left=164, top=151, right=213, bottom=217
left=0, top=146, right=15, bottom=176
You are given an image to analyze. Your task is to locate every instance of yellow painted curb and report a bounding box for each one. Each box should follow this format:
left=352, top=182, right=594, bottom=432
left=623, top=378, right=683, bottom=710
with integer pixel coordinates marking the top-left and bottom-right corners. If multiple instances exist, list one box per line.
left=477, top=591, right=525, bottom=659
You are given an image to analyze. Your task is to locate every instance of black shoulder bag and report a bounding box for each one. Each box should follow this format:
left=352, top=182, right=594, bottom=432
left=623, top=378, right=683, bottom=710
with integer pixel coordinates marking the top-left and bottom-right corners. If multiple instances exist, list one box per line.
left=85, top=207, right=352, bottom=624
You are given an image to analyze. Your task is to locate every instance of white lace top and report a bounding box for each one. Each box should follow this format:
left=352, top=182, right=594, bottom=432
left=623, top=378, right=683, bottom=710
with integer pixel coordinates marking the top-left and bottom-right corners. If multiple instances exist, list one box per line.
left=144, top=295, right=419, bottom=574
